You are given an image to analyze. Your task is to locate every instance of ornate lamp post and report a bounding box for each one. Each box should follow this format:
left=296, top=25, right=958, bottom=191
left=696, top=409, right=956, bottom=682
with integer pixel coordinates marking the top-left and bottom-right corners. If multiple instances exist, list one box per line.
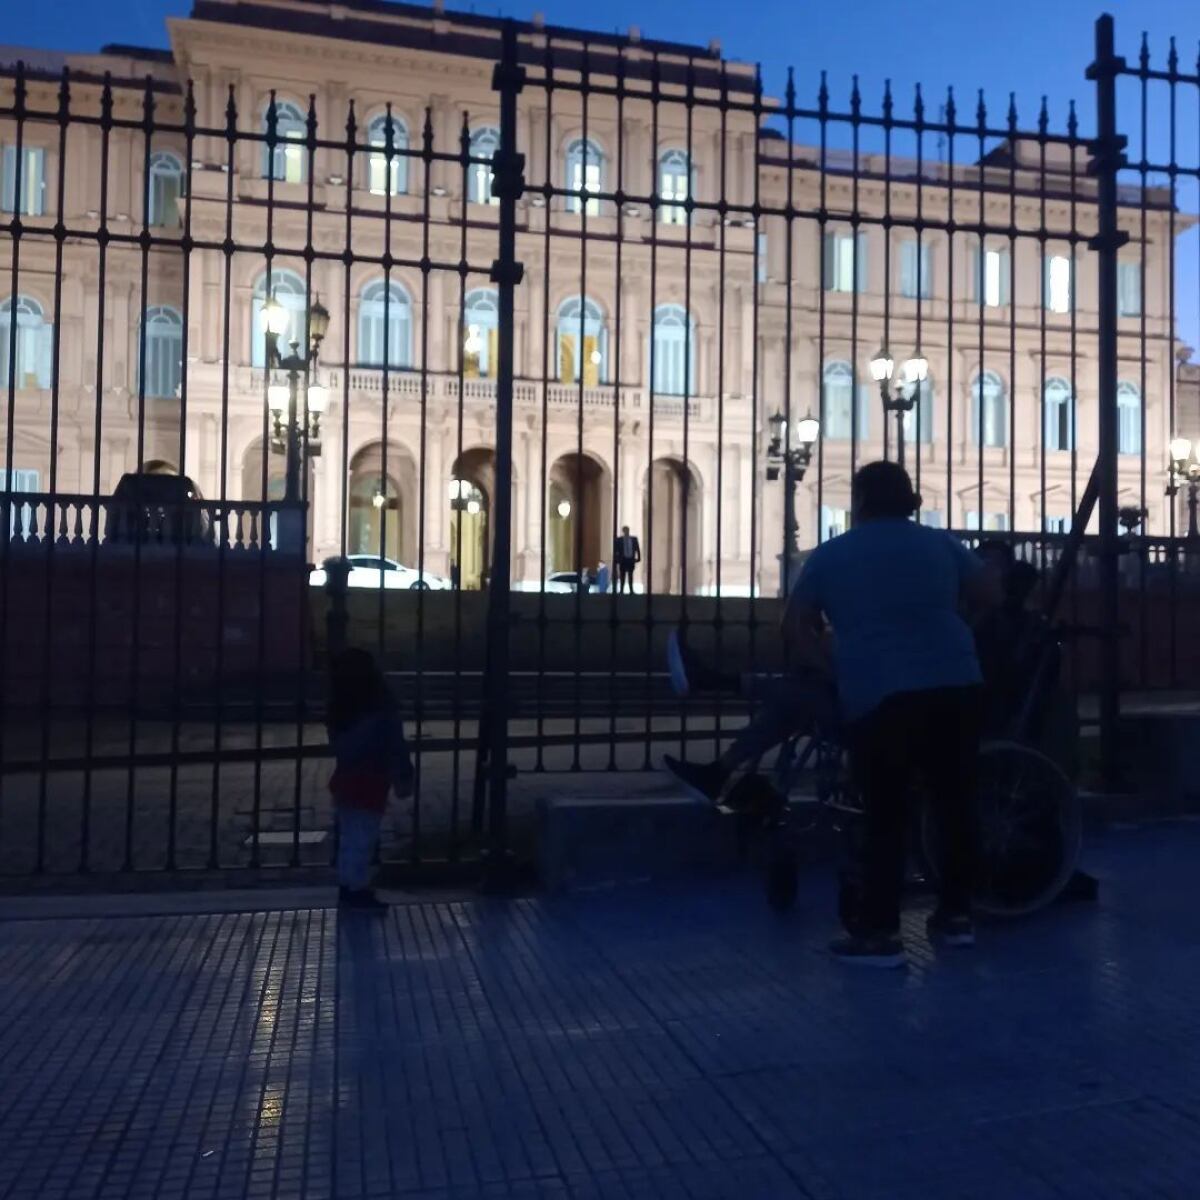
left=870, top=346, right=928, bottom=470
left=767, top=409, right=820, bottom=587
left=262, top=293, right=330, bottom=503
left=1167, top=435, right=1200, bottom=540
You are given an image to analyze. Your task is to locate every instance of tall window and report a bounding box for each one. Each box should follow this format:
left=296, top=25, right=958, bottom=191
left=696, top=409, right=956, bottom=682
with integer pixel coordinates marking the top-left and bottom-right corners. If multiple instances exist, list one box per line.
left=650, top=305, right=694, bottom=396
left=1118, top=261, right=1142, bottom=317
left=367, top=114, right=408, bottom=197
left=899, top=239, right=933, bottom=299
left=556, top=296, right=606, bottom=386
left=903, top=378, right=935, bottom=444
left=0, top=296, right=52, bottom=388
left=358, top=280, right=412, bottom=368
left=1043, top=515, right=1070, bottom=534
left=262, top=100, right=307, bottom=183
left=970, top=371, right=1008, bottom=448
left=139, top=306, right=183, bottom=399
left=147, top=151, right=184, bottom=228
left=919, top=509, right=944, bottom=529
left=468, top=127, right=499, bottom=205
left=823, top=231, right=867, bottom=293
left=1043, top=254, right=1073, bottom=313
left=819, top=505, right=850, bottom=540
left=1, top=145, right=45, bottom=215
left=659, top=149, right=691, bottom=225
left=1043, top=377, right=1074, bottom=452
left=1117, top=381, right=1142, bottom=456
left=972, top=244, right=1010, bottom=308
left=756, top=231, right=768, bottom=284
left=251, top=270, right=307, bottom=367
left=565, top=139, right=603, bottom=215
left=821, top=360, right=870, bottom=440
left=966, top=511, right=1010, bottom=532
left=463, top=288, right=498, bottom=377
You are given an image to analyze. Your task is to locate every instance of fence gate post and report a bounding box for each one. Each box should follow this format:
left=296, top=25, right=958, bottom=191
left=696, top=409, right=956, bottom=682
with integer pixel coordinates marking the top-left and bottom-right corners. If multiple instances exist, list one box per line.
left=1086, top=13, right=1129, bottom=792
left=481, top=21, right=525, bottom=882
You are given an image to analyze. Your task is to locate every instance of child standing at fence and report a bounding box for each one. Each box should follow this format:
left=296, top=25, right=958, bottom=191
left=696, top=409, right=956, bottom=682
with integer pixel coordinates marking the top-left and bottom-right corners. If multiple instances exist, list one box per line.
left=327, top=647, right=414, bottom=913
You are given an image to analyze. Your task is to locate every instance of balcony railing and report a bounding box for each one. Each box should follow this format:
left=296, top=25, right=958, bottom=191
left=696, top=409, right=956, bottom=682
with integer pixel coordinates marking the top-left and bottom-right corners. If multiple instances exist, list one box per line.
left=1, top=492, right=300, bottom=555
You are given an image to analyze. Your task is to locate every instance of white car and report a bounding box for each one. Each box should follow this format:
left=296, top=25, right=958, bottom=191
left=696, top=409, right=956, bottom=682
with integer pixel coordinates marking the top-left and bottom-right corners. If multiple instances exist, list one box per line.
left=310, top=554, right=452, bottom=591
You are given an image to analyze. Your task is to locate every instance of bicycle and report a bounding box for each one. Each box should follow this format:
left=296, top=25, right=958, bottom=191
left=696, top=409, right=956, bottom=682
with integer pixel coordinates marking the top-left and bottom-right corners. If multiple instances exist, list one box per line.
left=717, top=621, right=1087, bottom=919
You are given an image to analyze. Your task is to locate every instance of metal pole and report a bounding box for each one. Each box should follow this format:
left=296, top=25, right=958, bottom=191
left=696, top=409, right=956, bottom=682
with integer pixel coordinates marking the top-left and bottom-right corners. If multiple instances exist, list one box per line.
left=1087, top=12, right=1129, bottom=791
left=285, top=365, right=301, bottom=503
left=482, top=21, right=525, bottom=883
left=783, top=457, right=799, bottom=590
left=1188, top=483, right=1198, bottom=539
left=894, top=407, right=906, bottom=473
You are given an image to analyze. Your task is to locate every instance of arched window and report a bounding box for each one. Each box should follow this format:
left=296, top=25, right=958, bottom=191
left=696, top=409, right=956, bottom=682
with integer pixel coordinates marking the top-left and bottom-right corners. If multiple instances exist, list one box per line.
left=367, top=114, right=408, bottom=197
left=651, top=304, right=694, bottom=396
left=147, top=151, right=184, bottom=228
left=262, top=99, right=307, bottom=183
left=251, top=270, right=307, bottom=367
left=565, top=139, right=604, bottom=216
left=903, top=377, right=935, bottom=445
left=970, top=370, right=1007, bottom=448
left=138, top=306, right=183, bottom=399
left=0, top=296, right=51, bottom=388
left=468, top=127, right=499, bottom=205
left=463, top=288, right=498, bottom=378
left=1043, top=377, right=1074, bottom=452
left=822, top=360, right=867, bottom=441
left=556, top=296, right=606, bottom=386
left=1117, top=381, right=1142, bottom=455
left=658, top=149, right=691, bottom=226
left=358, top=280, right=412, bottom=368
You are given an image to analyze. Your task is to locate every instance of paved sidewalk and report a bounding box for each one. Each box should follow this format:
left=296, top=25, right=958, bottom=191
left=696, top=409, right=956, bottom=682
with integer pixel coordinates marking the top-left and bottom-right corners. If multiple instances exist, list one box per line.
left=3, top=826, right=1200, bottom=1199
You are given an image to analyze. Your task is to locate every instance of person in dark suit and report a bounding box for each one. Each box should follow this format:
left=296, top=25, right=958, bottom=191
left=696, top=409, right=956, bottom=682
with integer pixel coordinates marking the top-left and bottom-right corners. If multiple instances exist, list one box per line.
left=614, top=526, right=641, bottom=593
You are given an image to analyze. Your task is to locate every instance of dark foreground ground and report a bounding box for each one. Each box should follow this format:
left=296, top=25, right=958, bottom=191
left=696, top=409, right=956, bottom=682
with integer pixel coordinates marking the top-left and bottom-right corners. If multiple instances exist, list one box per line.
left=2, top=823, right=1200, bottom=1199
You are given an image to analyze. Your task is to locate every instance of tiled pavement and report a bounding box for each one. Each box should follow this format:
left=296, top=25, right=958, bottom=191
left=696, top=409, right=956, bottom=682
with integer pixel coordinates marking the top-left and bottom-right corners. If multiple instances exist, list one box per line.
left=3, top=825, right=1200, bottom=1199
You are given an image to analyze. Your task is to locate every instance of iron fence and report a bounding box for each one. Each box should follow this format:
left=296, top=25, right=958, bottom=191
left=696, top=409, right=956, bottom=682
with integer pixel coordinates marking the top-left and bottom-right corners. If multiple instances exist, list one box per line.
left=0, top=9, right=1197, bottom=881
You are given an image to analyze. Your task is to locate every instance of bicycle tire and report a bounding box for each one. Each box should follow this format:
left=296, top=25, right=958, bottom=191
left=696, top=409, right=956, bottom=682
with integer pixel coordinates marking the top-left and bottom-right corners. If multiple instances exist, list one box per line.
left=919, top=739, right=1082, bottom=918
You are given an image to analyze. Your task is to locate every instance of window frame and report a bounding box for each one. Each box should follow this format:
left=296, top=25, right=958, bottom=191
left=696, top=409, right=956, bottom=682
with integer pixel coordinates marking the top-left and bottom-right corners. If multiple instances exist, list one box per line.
left=565, top=139, right=604, bottom=216
left=251, top=269, right=308, bottom=367
left=366, top=113, right=409, bottom=197
left=357, top=279, right=413, bottom=369
left=658, top=149, right=692, bottom=226
left=0, top=295, right=52, bottom=389
left=261, top=99, right=308, bottom=184
left=146, top=150, right=184, bottom=228
left=555, top=295, right=607, bottom=385
left=1116, top=381, right=1142, bottom=456
left=970, top=370, right=1008, bottom=448
left=467, top=126, right=500, bottom=206
left=138, top=305, right=184, bottom=400
left=1043, top=376, right=1075, bottom=453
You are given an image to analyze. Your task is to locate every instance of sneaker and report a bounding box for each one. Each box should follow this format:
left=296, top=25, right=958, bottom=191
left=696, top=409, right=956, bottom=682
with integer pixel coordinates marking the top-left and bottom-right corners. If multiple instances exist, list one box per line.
left=340, top=888, right=388, bottom=915
left=829, top=933, right=907, bottom=968
left=666, top=629, right=691, bottom=698
left=664, top=754, right=729, bottom=805
left=926, top=911, right=976, bottom=948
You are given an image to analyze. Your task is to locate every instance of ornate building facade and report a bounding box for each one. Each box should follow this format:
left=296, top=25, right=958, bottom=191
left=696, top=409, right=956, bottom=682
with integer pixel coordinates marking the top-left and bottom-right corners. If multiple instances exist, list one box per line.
left=0, top=0, right=1190, bottom=593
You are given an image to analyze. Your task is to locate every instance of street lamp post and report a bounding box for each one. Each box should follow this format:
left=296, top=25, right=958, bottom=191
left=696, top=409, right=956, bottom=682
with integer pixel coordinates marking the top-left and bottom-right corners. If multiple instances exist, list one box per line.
left=766, top=409, right=820, bottom=589
left=263, top=293, right=331, bottom=503
left=870, top=346, right=928, bottom=471
left=1167, top=435, right=1200, bottom=539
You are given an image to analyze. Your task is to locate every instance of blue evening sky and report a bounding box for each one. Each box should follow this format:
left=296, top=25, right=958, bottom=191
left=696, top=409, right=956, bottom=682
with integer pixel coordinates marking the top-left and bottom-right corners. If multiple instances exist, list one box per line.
left=5, top=0, right=1200, bottom=359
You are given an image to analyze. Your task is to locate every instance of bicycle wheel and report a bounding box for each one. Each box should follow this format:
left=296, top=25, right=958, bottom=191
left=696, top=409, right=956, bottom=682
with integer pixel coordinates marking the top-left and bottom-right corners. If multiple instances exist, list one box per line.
left=919, top=740, right=1082, bottom=918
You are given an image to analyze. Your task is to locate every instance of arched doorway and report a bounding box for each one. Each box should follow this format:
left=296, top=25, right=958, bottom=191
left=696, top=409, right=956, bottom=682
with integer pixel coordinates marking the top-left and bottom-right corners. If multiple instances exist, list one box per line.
left=644, top=457, right=702, bottom=595
left=348, top=442, right=415, bottom=563
left=547, top=452, right=611, bottom=575
left=449, top=447, right=495, bottom=589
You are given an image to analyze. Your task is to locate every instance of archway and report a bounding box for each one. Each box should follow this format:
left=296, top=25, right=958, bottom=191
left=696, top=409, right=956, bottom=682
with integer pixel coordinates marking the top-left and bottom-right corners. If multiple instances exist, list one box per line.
left=348, top=442, right=416, bottom=563
left=547, top=452, right=611, bottom=575
left=449, top=447, right=495, bottom=589
left=643, top=457, right=702, bottom=595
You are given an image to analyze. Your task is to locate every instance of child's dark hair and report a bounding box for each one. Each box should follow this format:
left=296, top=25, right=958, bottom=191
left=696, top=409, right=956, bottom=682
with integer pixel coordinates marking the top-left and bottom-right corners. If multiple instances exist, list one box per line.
left=327, top=647, right=393, bottom=732
left=851, top=461, right=921, bottom=521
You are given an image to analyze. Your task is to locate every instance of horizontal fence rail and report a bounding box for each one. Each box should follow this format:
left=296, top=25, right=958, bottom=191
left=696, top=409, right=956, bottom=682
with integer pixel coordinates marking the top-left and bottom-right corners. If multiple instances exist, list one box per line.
left=0, top=8, right=1197, bottom=881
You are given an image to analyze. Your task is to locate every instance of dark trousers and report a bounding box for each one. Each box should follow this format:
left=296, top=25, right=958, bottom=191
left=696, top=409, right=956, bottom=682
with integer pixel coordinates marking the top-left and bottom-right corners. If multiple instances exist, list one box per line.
left=845, top=685, right=982, bottom=935
left=616, top=560, right=636, bottom=593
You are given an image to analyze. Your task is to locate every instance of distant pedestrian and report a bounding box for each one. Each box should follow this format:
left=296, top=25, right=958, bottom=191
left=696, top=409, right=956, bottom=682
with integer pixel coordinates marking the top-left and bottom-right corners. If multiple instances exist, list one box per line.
left=594, top=560, right=610, bottom=593
left=614, top=526, right=641, bottom=593
left=327, top=647, right=414, bottom=914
